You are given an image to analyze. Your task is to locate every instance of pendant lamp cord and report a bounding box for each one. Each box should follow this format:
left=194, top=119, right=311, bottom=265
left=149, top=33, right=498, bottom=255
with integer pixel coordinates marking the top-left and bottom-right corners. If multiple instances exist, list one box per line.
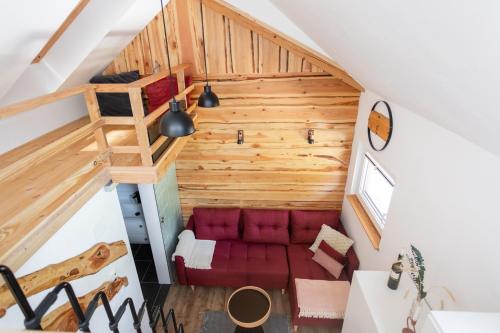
left=160, top=0, right=176, bottom=101
left=200, top=0, right=209, bottom=85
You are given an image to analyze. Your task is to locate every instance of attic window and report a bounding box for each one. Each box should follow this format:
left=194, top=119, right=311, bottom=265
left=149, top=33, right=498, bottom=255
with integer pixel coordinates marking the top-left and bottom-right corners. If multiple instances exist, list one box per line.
left=357, top=154, right=394, bottom=231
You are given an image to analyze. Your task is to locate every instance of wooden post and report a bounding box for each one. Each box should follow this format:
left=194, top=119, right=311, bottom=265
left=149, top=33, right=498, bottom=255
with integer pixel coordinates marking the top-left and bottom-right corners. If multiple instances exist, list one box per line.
left=172, top=0, right=196, bottom=72
left=84, top=88, right=110, bottom=165
left=176, top=68, right=187, bottom=105
left=129, top=87, right=153, bottom=166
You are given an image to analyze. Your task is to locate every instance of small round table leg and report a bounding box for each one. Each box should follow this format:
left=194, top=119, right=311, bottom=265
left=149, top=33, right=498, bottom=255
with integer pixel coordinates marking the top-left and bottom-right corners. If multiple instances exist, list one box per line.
left=234, top=325, right=264, bottom=333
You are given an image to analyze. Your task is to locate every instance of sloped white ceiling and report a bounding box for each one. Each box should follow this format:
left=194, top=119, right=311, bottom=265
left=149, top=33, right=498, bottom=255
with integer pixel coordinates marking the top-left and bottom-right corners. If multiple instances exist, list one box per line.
left=225, top=0, right=329, bottom=58
left=0, top=0, right=160, bottom=153
left=0, top=0, right=160, bottom=106
left=269, top=0, right=500, bottom=156
left=0, top=0, right=79, bottom=100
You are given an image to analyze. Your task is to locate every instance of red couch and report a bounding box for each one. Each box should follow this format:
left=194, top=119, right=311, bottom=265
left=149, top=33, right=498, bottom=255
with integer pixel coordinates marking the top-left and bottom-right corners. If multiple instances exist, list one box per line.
left=174, top=207, right=359, bottom=329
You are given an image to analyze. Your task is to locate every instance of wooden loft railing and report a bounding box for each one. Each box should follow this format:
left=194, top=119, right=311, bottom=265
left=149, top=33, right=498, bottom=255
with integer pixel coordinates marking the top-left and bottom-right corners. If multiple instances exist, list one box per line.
left=0, top=63, right=197, bottom=184
left=0, top=64, right=196, bottom=272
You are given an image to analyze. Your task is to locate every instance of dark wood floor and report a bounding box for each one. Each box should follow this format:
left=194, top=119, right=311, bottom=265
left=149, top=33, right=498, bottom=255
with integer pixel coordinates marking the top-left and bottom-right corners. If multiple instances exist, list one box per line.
left=162, top=284, right=341, bottom=333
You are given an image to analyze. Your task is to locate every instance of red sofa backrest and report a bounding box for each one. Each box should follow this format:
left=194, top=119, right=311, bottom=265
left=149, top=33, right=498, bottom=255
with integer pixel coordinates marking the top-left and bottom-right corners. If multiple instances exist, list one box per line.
left=290, top=210, right=340, bottom=244
left=192, top=207, right=241, bottom=240
left=189, top=207, right=341, bottom=245
left=241, top=209, right=290, bottom=245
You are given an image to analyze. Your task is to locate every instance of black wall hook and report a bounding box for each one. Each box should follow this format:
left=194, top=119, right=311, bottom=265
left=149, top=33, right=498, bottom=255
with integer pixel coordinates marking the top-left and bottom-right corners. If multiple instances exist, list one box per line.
left=237, top=130, right=244, bottom=144
left=308, top=129, right=315, bottom=144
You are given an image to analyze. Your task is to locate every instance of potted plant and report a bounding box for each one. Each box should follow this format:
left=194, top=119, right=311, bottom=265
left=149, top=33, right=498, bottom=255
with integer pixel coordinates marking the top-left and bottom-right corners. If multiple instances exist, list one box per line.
left=402, top=245, right=426, bottom=333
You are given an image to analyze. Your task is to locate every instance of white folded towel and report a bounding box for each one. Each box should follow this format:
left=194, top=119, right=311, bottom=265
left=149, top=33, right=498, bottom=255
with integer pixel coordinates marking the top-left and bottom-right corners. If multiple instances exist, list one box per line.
left=171, top=230, right=215, bottom=270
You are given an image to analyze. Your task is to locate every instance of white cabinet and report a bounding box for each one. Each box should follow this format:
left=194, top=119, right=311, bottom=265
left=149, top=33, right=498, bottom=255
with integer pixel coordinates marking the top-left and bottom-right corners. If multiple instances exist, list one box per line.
left=342, top=271, right=430, bottom=333
left=120, top=202, right=143, bottom=218
left=421, top=311, right=500, bottom=333
left=124, top=217, right=149, bottom=244
left=117, top=184, right=148, bottom=244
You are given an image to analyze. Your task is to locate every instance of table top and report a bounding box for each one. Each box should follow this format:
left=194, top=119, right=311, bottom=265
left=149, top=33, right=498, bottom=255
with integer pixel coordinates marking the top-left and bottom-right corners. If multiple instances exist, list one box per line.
left=227, top=286, right=271, bottom=328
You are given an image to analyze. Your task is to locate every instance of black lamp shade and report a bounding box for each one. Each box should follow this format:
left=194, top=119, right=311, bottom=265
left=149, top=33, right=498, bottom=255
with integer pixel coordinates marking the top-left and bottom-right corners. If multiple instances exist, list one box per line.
left=197, top=84, right=220, bottom=107
left=160, top=100, right=195, bottom=137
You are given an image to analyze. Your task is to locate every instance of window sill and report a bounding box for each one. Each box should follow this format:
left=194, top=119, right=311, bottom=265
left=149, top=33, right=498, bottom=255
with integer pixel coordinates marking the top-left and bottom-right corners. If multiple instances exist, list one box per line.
left=347, top=194, right=381, bottom=250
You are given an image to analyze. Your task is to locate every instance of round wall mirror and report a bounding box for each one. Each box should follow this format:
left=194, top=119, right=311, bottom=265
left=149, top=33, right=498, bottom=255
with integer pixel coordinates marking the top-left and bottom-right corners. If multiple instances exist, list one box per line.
left=367, top=100, right=393, bottom=151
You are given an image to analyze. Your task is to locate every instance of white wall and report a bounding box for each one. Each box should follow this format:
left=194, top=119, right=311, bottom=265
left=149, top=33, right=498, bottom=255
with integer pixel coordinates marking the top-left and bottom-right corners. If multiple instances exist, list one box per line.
left=0, top=96, right=87, bottom=155
left=341, top=90, right=500, bottom=313
left=0, top=188, right=150, bottom=332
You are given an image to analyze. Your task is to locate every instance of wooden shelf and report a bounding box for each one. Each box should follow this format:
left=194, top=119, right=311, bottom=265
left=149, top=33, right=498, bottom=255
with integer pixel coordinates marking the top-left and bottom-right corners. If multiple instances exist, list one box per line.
left=347, top=194, right=381, bottom=250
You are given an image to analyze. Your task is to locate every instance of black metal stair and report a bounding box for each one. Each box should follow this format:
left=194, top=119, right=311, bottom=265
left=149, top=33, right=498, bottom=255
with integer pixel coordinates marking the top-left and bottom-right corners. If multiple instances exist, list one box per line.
left=0, top=265, right=184, bottom=332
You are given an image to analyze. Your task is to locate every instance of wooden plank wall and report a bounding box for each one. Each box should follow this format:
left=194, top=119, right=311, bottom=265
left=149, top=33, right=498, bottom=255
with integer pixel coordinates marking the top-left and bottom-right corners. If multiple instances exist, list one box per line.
left=176, top=76, right=360, bottom=222
left=104, top=2, right=180, bottom=75
left=103, top=0, right=323, bottom=76
left=101, top=0, right=362, bottom=223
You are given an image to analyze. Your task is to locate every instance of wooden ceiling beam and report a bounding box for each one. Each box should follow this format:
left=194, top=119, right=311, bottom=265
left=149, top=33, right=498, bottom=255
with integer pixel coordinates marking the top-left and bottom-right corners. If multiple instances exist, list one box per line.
left=202, top=0, right=364, bottom=91
left=32, top=0, right=90, bottom=64
left=172, top=0, right=197, bottom=73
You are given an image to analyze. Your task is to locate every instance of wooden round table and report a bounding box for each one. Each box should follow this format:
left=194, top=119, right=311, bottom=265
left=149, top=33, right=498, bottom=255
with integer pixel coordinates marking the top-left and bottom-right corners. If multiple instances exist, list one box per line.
left=227, top=286, right=271, bottom=333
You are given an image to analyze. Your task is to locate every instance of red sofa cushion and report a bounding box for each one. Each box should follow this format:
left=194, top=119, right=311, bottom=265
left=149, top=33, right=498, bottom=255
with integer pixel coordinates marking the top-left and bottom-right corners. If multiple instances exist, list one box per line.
left=290, top=210, right=340, bottom=244
left=242, top=209, right=290, bottom=245
left=193, top=207, right=241, bottom=240
left=186, top=240, right=288, bottom=289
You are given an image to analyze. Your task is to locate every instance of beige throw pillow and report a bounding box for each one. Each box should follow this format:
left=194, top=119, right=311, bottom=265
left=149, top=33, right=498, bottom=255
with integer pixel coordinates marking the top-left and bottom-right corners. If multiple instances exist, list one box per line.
left=309, top=224, right=354, bottom=256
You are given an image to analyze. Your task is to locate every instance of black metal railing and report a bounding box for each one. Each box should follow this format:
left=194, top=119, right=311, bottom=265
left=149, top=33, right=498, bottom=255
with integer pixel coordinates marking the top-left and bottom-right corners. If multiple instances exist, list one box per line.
left=150, top=306, right=185, bottom=333
left=0, top=265, right=183, bottom=332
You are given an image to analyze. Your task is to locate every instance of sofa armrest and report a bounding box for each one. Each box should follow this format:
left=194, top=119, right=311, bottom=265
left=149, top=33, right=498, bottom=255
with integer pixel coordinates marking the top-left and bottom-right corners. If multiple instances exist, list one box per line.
left=186, top=215, right=195, bottom=231
left=175, top=217, right=194, bottom=285
left=337, top=222, right=360, bottom=282
left=174, top=256, right=188, bottom=285
left=345, top=247, right=359, bottom=282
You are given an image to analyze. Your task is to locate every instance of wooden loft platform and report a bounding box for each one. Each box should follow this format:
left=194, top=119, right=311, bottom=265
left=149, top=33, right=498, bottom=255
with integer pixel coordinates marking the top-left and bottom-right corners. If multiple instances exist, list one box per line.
left=0, top=64, right=196, bottom=272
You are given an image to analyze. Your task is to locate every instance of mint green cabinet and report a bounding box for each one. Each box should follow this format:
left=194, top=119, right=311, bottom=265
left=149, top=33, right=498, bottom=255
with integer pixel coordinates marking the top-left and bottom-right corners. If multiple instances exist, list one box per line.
left=153, top=163, right=183, bottom=282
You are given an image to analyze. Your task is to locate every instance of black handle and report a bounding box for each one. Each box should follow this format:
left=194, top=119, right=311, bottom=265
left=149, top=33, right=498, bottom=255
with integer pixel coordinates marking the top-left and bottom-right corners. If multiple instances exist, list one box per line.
left=132, top=191, right=141, bottom=204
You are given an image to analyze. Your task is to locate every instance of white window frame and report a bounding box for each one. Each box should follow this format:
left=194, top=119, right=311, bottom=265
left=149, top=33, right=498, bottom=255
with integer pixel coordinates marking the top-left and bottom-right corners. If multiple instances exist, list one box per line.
left=357, top=153, right=394, bottom=231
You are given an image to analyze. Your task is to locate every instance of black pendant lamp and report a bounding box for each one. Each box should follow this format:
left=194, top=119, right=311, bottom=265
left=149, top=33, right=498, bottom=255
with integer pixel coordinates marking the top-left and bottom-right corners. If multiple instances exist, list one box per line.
left=197, top=0, right=219, bottom=107
left=159, top=0, right=195, bottom=137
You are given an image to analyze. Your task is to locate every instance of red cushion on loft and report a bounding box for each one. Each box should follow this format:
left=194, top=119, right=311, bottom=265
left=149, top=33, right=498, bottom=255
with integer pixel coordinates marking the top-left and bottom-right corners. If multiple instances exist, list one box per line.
left=144, top=75, right=192, bottom=114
